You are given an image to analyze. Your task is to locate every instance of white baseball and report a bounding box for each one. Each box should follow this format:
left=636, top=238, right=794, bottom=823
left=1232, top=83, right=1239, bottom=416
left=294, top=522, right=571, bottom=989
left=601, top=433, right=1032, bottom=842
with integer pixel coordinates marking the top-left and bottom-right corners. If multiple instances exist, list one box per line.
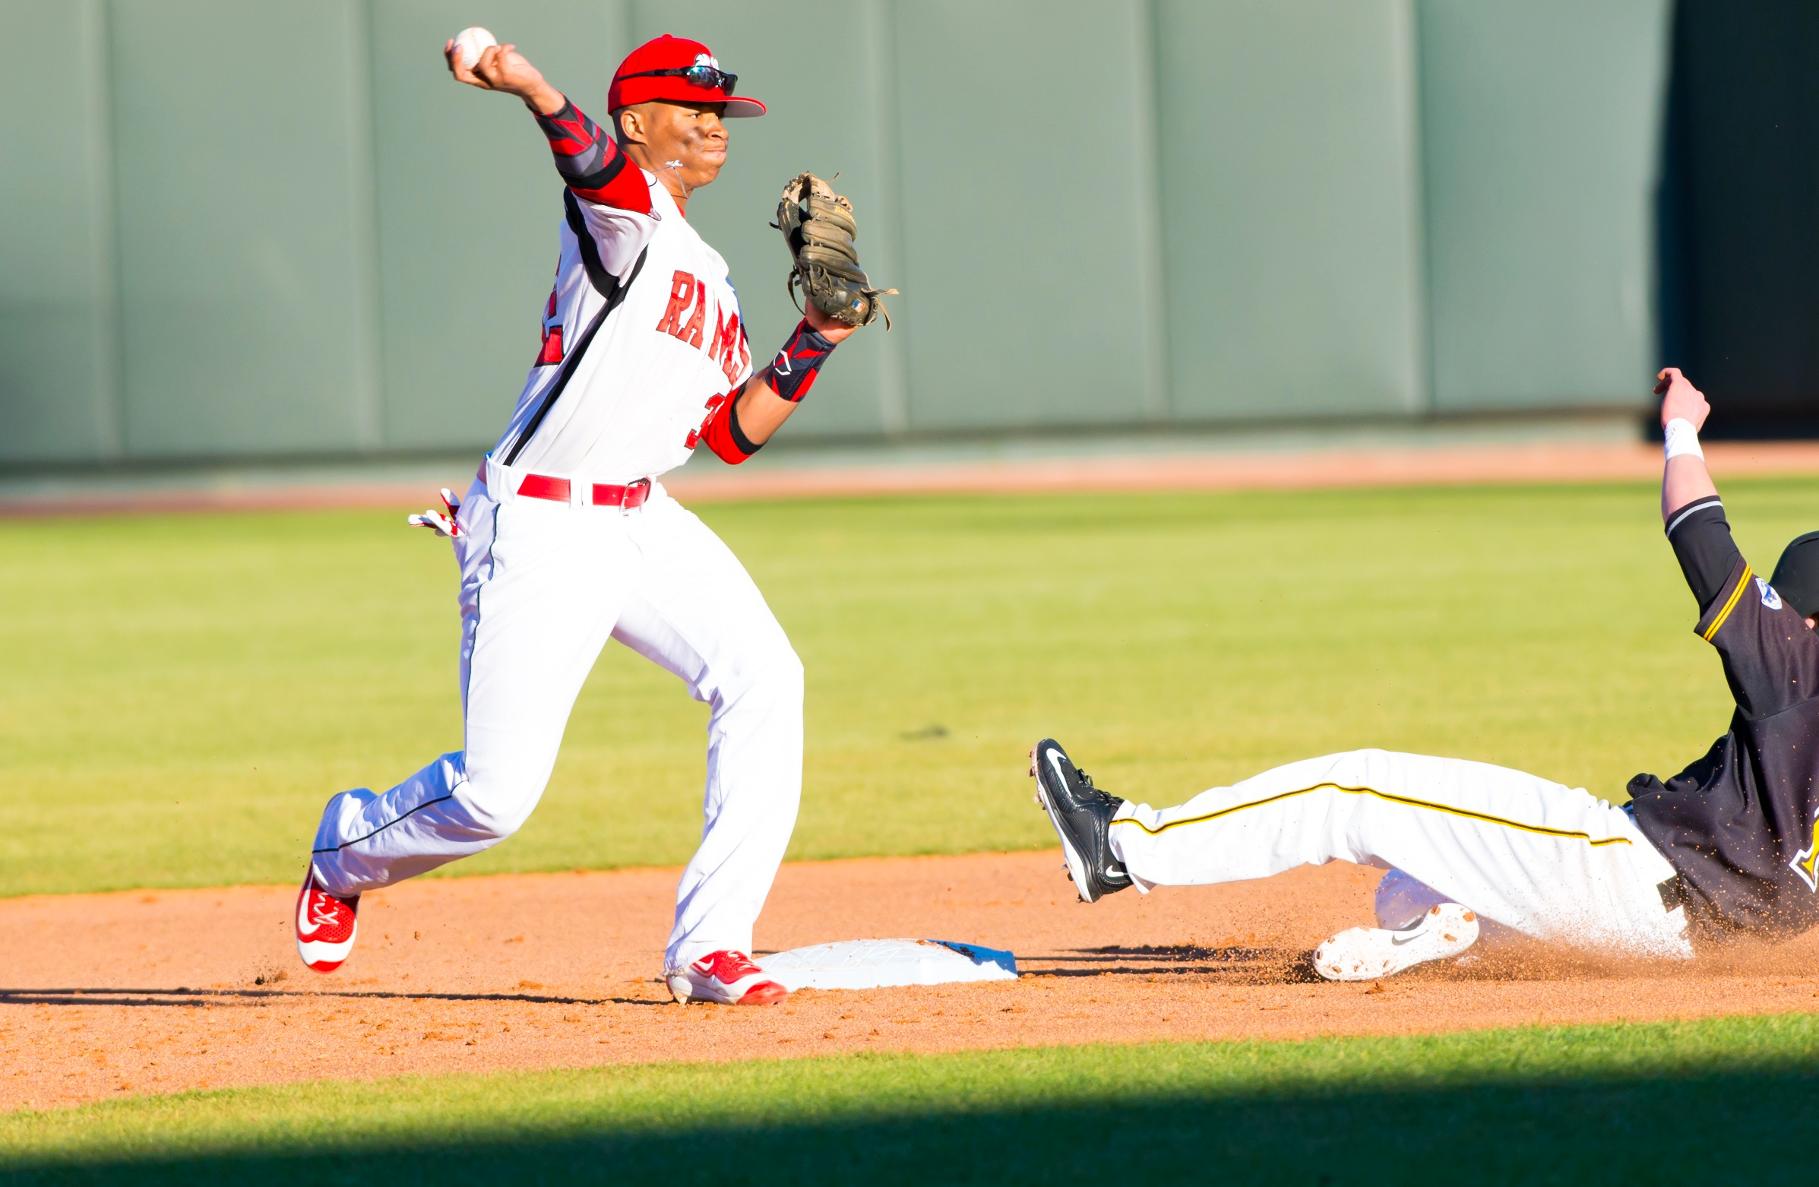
left=453, top=26, right=497, bottom=70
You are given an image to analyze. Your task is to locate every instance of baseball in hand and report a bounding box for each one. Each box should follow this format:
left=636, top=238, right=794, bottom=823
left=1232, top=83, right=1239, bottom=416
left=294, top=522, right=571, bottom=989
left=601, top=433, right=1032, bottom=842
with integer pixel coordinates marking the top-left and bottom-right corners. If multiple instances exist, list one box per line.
left=452, top=26, right=498, bottom=69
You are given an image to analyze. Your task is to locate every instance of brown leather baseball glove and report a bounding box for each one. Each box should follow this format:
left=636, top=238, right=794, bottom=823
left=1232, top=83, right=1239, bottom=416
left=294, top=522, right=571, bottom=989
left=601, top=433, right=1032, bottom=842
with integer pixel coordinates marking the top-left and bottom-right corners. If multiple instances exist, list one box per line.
left=774, top=172, right=897, bottom=329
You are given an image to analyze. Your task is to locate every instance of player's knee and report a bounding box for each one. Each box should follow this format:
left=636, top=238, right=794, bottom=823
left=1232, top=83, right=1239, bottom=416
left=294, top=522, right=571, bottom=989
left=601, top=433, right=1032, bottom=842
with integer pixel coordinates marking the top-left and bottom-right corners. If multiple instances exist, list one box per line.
left=768, top=644, right=805, bottom=697
left=453, top=779, right=541, bottom=840
left=713, top=637, right=803, bottom=708
left=1374, top=868, right=1444, bottom=929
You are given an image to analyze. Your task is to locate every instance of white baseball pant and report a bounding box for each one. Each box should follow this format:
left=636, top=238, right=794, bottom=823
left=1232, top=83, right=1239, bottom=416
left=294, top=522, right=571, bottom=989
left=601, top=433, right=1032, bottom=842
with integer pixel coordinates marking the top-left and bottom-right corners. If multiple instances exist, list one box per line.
left=1109, top=748, right=1692, bottom=959
left=309, top=477, right=803, bottom=970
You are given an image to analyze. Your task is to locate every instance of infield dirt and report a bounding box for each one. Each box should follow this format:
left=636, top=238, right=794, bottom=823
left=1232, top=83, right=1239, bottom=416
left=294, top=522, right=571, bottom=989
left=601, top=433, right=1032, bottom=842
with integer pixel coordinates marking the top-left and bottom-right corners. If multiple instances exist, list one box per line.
left=9, top=441, right=1819, bottom=1114
left=7, top=851, right=1817, bottom=1112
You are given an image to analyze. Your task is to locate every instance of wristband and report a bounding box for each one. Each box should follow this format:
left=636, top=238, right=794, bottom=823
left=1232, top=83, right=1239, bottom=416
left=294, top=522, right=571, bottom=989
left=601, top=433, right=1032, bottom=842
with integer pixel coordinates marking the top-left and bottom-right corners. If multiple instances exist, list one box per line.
left=1664, top=417, right=1704, bottom=461
left=764, top=319, right=835, bottom=403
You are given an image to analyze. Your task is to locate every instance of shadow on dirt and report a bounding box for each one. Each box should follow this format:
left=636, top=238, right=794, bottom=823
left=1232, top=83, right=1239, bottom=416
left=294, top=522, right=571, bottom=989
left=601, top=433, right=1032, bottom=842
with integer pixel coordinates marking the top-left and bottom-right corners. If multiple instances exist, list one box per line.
left=1025, top=944, right=1321, bottom=982
left=0, top=986, right=669, bottom=1008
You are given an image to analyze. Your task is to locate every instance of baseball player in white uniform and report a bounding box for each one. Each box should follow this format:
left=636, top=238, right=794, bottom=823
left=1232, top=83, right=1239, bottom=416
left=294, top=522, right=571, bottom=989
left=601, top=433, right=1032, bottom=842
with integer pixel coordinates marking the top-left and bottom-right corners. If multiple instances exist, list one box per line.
left=1031, top=368, right=1819, bottom=980
left=294, top=32, right=865, bottom=1006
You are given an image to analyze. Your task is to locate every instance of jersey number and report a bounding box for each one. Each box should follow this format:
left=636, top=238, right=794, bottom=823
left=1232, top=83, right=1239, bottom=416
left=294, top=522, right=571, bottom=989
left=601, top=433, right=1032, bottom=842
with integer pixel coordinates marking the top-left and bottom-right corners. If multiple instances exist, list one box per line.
left=685, top=391, right=732, bottom=450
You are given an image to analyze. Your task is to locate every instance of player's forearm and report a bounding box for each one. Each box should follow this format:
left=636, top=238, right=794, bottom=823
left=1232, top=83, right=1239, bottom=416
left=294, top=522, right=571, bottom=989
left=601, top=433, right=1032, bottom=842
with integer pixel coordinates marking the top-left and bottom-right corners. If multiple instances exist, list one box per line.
left=1654, top=370, right=1715, bottom=525
left=725, top=319, right=840, bottom=447
left=743, top=319, right=837, bottom=443
left=731, top=376, right=803, bottom=446
left=697, top=322, right=838, bottom=462
left=1660, top=448, right=1718, bottom=525
left=1660, top=412, right=1731, bottom=605
left=520, top=79, right=566, bottom=117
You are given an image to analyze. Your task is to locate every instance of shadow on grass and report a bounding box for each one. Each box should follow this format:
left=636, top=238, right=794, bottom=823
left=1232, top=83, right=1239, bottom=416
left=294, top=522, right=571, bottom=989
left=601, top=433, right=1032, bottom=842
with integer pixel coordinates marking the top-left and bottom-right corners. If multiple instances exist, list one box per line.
left=11, top=1062, right=1817, bottom=1186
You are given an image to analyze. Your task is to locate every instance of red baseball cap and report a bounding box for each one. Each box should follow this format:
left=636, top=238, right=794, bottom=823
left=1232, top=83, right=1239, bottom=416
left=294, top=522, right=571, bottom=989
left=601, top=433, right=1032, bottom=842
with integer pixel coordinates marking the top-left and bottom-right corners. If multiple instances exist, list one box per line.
left=607, top=35, right=765, bottom=118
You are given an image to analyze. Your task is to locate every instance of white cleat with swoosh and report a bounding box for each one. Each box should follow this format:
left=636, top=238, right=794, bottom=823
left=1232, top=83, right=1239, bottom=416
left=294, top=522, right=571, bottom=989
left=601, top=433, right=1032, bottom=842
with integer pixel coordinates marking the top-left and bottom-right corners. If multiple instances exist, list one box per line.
left=1312, top=902, right=1479, bottom=982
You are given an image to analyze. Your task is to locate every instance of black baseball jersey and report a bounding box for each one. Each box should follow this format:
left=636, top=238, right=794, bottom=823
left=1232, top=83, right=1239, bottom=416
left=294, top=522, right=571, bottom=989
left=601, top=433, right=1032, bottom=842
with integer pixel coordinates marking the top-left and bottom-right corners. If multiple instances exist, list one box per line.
left=1627, top=497, right=1819, bottom=938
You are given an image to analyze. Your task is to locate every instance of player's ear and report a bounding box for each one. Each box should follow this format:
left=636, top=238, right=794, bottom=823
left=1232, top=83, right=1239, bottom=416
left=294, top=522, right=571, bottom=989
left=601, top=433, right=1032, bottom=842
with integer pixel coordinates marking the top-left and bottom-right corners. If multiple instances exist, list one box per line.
left=616, top=105, right=647, bottom=147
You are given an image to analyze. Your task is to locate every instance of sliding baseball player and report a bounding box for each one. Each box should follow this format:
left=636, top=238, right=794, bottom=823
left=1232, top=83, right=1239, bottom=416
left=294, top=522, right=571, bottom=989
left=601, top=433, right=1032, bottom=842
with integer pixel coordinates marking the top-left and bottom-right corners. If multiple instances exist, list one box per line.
left=294, top=31, right=889, bottom=1005
left=1032, top=367, right=1819, bottom=978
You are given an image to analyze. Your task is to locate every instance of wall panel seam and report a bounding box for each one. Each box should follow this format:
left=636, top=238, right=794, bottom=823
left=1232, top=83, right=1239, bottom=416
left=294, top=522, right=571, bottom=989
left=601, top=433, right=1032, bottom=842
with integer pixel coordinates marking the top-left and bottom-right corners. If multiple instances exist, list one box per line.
left=348, top=0, right=385, bottom=450
left=1133, top=0, right=1169, bottom=421
left=876, top=0, right=910, bottom=437
left=1407, top=0, right=1436, bottom=417
left=95, top=0, right=125, bottom=459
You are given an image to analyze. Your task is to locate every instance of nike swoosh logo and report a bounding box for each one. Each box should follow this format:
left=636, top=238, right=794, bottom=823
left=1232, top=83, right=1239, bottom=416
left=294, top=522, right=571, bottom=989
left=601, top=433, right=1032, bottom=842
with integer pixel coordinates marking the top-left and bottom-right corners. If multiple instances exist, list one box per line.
left=1390, top=932, right=1421, bottom=946
left=1106, top=863, right=1127, bottom=879
left=297, top=888, right=319, bottom=938
left=1045, top=749, right=1070, bottom=792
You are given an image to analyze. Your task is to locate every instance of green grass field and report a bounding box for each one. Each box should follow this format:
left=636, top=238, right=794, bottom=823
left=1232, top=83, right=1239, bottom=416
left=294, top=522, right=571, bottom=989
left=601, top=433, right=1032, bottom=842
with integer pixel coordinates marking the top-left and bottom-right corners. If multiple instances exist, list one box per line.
left=6, top=1013, right=1818, bottom=1183
left=7, top=476, right=1817, bottom=1175
left=3, top=478, right=1812, bottom=895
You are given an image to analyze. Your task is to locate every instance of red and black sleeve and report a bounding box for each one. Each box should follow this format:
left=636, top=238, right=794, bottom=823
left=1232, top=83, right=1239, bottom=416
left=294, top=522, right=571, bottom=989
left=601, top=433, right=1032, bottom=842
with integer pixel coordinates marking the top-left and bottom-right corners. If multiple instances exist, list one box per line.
left=698, top=390, right=763, bottom=464
left=533, top=98, right=651, bottom=213
left=760, top=319, right=836, bottom=403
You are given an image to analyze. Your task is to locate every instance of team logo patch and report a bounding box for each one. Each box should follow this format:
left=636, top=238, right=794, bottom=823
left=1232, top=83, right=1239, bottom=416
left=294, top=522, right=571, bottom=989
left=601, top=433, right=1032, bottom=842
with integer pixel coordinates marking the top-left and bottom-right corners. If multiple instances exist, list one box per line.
left=1757, top=578, right=1783, bottom=610
left=1793, top=809, right=1819, bottom=893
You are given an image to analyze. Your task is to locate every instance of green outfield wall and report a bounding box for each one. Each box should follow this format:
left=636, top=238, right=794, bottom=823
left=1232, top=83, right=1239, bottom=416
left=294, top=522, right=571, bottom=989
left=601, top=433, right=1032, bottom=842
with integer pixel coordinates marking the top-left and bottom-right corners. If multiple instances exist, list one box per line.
left=0, top=0, right=1680, bottom=465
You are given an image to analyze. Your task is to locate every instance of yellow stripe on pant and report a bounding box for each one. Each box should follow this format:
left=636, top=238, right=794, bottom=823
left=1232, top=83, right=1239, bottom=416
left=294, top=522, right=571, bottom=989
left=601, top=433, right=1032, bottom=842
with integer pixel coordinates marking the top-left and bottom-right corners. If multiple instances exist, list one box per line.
left=1109, top=781, right=1634, bottom=847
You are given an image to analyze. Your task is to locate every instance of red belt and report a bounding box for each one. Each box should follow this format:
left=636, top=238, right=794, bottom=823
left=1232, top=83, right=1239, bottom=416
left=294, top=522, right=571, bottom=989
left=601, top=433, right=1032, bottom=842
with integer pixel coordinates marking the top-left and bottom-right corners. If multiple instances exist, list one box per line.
left=515, top=472, right=652, bottom=509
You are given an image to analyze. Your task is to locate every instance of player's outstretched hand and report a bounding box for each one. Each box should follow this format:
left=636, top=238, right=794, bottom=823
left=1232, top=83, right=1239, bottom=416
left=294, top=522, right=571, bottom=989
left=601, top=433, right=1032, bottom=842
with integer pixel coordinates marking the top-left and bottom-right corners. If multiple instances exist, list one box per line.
left=407, top=488, right=461, bottom=539
left=1655, top=366, right=1710, bottom=432
left=443, top=38, right=560, bottom=112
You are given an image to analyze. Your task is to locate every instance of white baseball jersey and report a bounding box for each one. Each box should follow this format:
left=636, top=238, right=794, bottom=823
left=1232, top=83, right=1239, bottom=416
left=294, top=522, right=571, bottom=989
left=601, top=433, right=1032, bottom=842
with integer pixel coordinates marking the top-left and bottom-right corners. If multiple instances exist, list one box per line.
left=493, top=178, right=753, bottom=481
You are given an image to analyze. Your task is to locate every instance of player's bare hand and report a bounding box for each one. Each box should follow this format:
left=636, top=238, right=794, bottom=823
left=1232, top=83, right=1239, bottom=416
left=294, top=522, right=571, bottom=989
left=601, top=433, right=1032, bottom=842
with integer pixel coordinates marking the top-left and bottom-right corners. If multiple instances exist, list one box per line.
left=1655, top=366, right=1710, bottom=431
left=803, top=302, right=858, bottom=346
left=444, top=39, right=564, bottom=114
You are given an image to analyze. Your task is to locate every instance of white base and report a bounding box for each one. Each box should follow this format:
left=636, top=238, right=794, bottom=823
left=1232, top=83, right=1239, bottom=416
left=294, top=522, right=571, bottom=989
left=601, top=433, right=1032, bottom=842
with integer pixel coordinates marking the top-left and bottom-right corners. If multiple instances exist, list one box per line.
left=759, top=938, right=1018, bottom=991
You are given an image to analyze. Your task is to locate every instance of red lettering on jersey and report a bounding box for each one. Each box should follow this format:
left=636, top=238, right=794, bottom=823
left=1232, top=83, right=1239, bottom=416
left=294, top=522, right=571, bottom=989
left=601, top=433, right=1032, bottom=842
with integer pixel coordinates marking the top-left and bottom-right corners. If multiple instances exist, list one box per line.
left=709, top=307, right=738, bottom=360
left=536, top=287, right=565, bottom=366
left=679, top=280, right=707, bottom=348
left=655, top=271, right=695, bottom=336
left=711, top=308, right=743, bottom=384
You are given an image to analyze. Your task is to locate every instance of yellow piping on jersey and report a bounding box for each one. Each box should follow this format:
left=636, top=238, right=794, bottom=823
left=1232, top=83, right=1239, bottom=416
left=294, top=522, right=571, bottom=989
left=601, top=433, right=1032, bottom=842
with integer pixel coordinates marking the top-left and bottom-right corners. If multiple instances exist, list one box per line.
left=1702, top=563, right=1753, bottom=642
left=1110, top=781, right=1634, bottom=847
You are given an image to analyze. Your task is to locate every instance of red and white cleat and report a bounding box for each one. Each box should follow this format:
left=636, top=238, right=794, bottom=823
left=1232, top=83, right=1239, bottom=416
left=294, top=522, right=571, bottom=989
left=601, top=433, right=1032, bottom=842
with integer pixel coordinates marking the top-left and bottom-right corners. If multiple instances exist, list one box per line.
left=295, top=868, right=360, bottom=973
left=665, top=950, right=789, bottom=1005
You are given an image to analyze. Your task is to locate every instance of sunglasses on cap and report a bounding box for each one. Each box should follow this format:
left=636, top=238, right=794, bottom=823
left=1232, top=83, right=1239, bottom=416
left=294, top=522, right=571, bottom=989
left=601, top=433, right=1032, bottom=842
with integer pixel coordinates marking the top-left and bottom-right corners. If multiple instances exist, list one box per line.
left=618, top=64, right=739, bottom=93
